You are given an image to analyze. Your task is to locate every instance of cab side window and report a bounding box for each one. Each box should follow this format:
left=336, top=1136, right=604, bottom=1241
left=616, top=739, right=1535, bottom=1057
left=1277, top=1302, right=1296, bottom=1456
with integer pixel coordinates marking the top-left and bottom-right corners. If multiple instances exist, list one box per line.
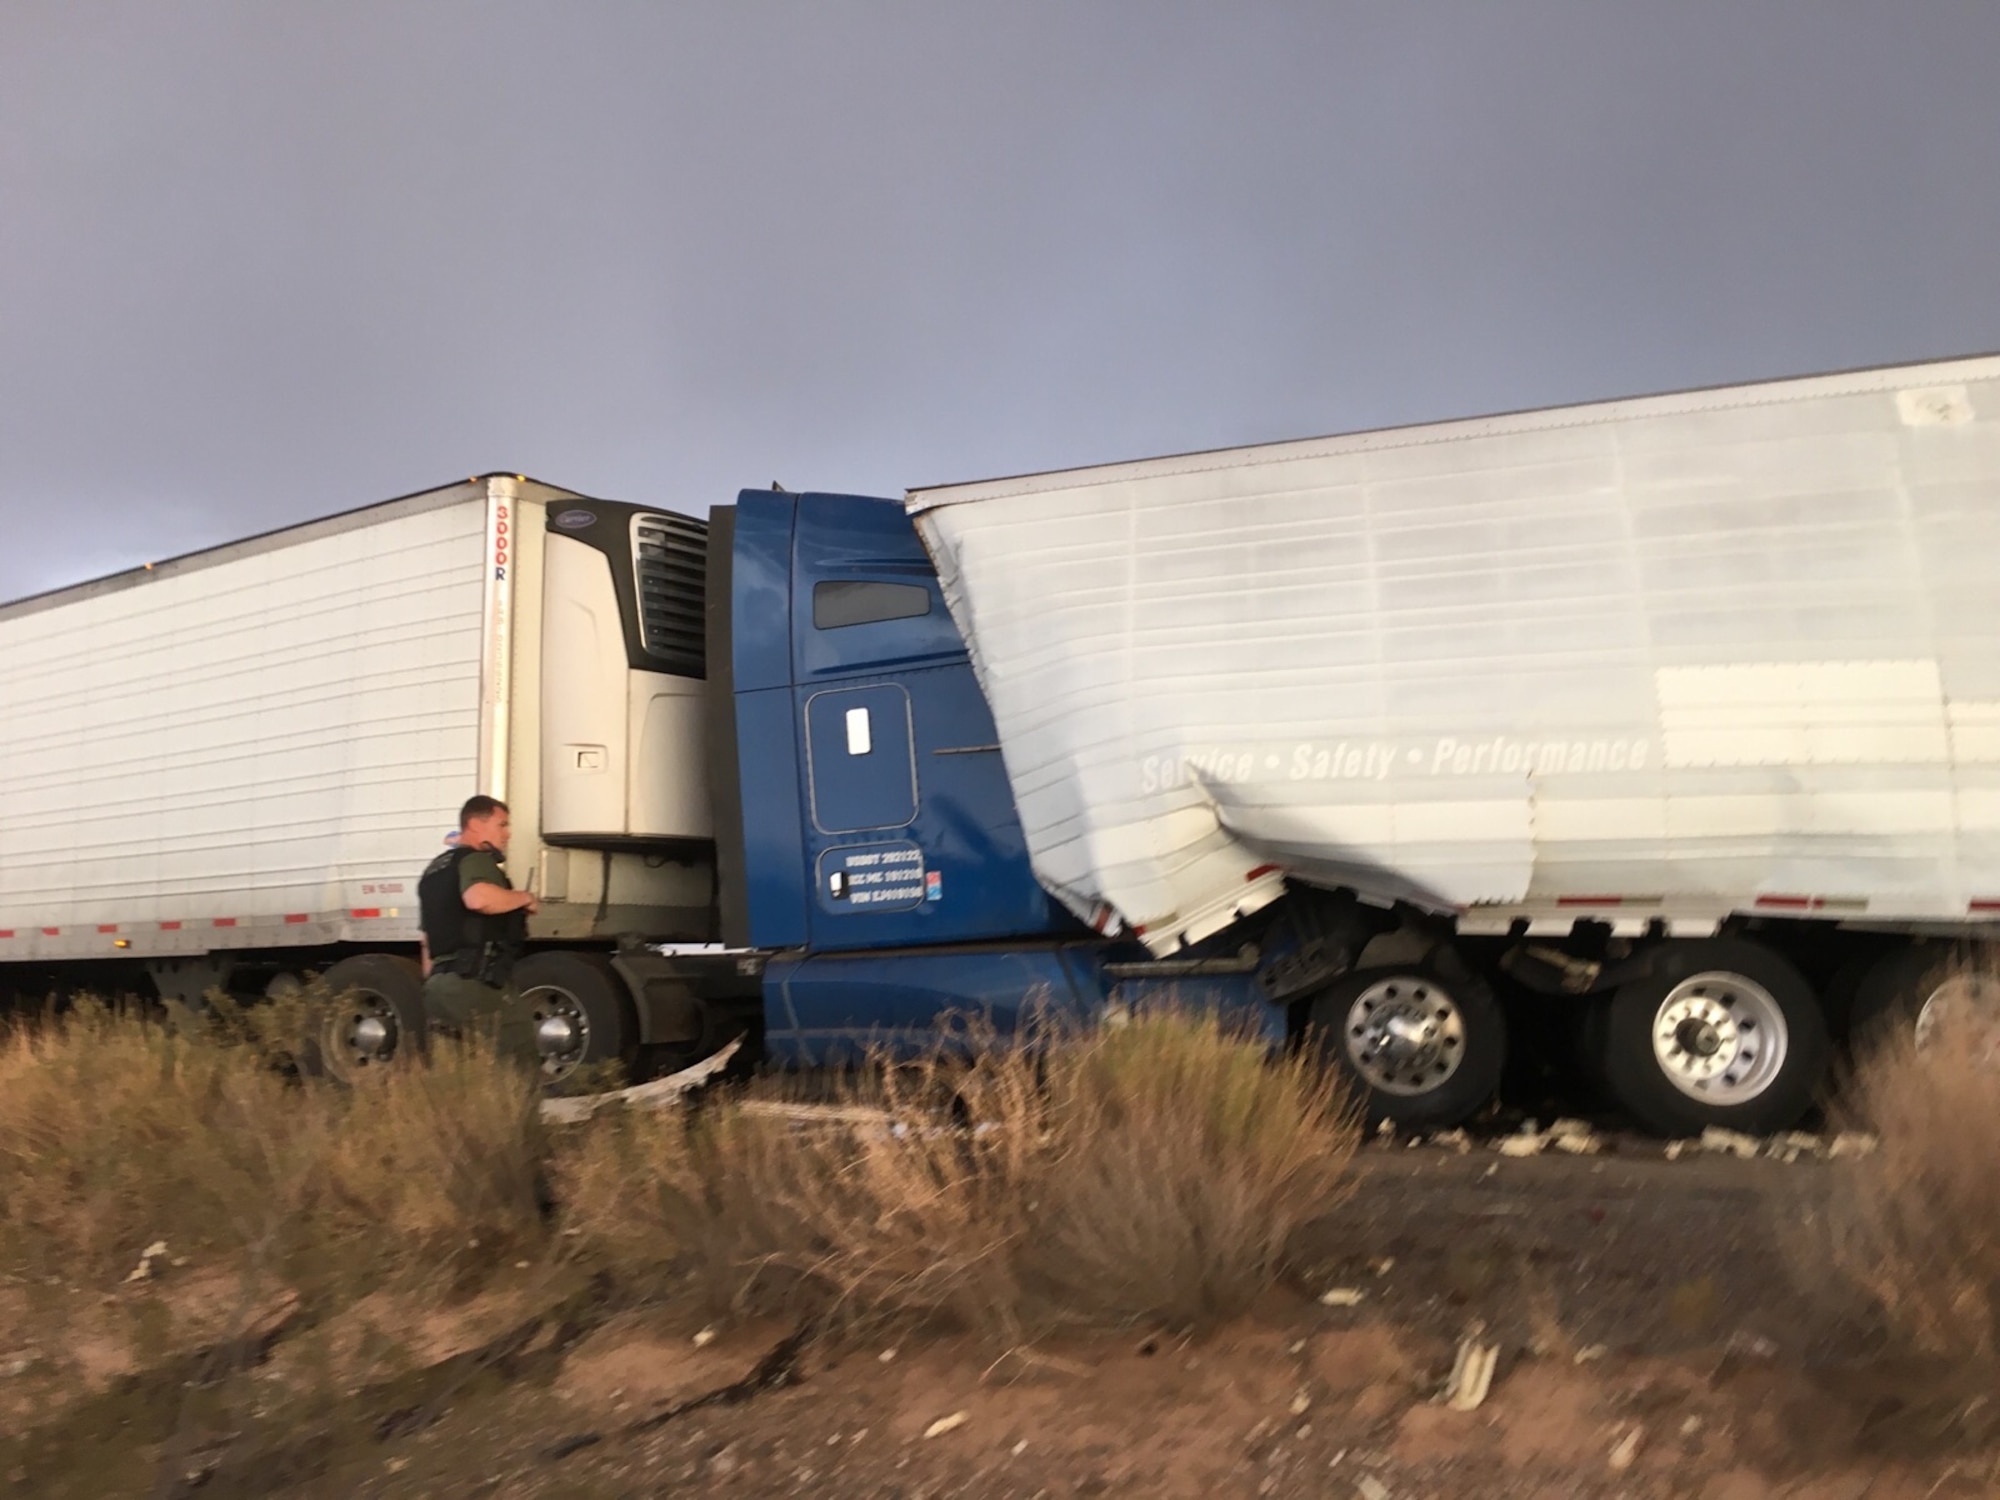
left=813, top=580, right=932, bottom=629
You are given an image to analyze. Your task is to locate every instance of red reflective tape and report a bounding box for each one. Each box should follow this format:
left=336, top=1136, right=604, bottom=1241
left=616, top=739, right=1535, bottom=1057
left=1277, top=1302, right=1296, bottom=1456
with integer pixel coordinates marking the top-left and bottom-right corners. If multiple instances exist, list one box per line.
left=159, top=920, right=182, bottom=931
left=1557, top=896, right=1624, bottom=907
left=1972, top=899, right=2000, bottom=913
left=1244, top=863, right=1281, bottom=882
left=212, top=917, right=238, bottom=928
left=1132, top=924, right=1149, bottom=937
left=41, top=927, right=60, bottom=936
left=350, top=908, right=382, bottom=920
left=98, top=924, right=118, bottom=934
left=0, top=930, right=14, bottom=939
left=1754, top=895, right=1814, bottom=910
left=284, top=913, right=309, bottom=925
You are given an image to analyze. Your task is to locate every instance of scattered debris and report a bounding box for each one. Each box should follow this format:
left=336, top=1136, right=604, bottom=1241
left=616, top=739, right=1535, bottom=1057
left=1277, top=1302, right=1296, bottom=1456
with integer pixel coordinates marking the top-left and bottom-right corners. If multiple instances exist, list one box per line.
left=1371, top=1257, right=1396, bottom=1276
left=122, top=1239, right=169, bottom=1283
left=1356, top=1474, right=1392, bottom=1500
left=692, top=1326, right=718, bottom=1349
left=1289, top=1389, right=1312, bottom=1416
left=1608, top=1424, right=1643, bottom=1470
left=541, top=1038, right=741, bottom=1123
left=1011, top=1440, right=1028, bottom=1458
left=878, top=1348, right=898, bottom=1364
left=1548, top=1118, right=1603, bottom=1155
left=1319, top=1287, right=1366, bottom=1308
left=0, top=1351, right=39, bottom=1379
left=1572, top=1345, right=1607, bottom=1365
left=1495, top=1132, right=1544, bottom=1158
left=922, top=1411, right=969, bottom=1440
left=1427, top=1128, right=1473, bottom=1154
left=1663, top=1139, right=1688, bottom=1160
left=1441, top=1325, right=1500, bottom=1412
left=1828, top=1131, right=1878, bottom=1160
left=1681, top=1415, right=1703, bottom=1436
left=1699, top=1127, right=1761, bottom=1160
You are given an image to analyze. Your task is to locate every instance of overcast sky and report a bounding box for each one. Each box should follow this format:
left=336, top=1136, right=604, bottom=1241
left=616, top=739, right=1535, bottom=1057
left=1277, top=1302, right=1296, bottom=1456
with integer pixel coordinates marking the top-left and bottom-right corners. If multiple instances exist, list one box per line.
left=4, top=2, right=1998, bottom=604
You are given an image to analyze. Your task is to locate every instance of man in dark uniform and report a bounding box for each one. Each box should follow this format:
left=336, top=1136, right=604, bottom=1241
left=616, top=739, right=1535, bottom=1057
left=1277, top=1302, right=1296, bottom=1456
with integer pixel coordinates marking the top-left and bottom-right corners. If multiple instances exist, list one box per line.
left=417, top=795, right=540, bottom=1068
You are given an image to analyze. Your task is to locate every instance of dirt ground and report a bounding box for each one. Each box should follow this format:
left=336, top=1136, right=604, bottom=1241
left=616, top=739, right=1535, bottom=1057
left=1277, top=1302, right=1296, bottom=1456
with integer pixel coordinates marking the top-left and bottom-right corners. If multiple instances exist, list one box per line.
left=5, top=1138, right=1995, bottom=1500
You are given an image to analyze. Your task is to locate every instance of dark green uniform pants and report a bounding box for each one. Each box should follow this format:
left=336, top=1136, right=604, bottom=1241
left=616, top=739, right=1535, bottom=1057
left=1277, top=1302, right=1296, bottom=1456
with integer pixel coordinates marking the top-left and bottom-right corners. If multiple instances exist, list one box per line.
left=422, top=972, right=540, bottom=1070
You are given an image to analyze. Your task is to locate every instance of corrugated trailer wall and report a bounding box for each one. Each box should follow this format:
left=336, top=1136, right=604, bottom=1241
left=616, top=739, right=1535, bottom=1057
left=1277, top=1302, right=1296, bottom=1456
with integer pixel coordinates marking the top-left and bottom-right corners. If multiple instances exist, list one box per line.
left=909, top=356, right=2000, bottom=954
left=0, top=486, right=493, bottom=960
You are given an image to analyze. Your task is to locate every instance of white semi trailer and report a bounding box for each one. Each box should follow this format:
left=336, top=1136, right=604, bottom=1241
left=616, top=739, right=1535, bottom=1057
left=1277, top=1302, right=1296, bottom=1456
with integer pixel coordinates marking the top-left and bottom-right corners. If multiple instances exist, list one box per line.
left=908, top=353, right=2000, bottom=1130
left=0, top=476, right=749, bottom=1079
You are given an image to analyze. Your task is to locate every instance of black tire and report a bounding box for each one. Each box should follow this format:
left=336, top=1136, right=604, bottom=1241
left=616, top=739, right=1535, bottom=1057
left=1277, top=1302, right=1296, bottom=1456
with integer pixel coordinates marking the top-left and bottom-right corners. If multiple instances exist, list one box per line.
left=1601, top=938, right=1828, bottom=1137
left=1305, top=962, right=1506, bottom=1130
left=1848, top=942, right=2000, bottom=1052
left=512, top=951, right=636, bottom=1083
left=312, top=953, right=426, bottom=1084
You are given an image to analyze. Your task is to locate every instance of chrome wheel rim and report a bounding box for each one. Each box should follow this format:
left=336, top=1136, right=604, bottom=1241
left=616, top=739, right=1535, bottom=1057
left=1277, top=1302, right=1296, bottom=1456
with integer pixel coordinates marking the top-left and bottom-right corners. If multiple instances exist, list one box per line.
left=1914, top=972, right=2000, bottom=1060
left=525, top=986, right=590, bottom=1077
left=329, top=993, right=400, bottom=1072
left=1652, top=971, right=1787, bottom=1104
left=1344, top=976, right=1467, bottom=1096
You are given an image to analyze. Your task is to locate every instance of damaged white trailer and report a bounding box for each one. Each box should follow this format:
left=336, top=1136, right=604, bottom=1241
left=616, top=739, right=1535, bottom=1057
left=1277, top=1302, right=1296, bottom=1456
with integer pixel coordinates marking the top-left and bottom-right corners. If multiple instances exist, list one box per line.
left=910, top=354, right=2000, bottom=1133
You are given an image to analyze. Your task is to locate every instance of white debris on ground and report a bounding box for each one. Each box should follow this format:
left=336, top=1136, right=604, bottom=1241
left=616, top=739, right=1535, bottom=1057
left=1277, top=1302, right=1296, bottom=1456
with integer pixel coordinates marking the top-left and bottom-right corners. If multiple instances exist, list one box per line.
left=922, top=1411, right=969, bottom=1440
left=1424, top=1122, right=1884, bottom=1164
left=1698, top=1127, right=1762, bottom=1159
left=1319, top=1287, right=1366, bottom=1308
left=1607, top=1424, right=1644, bottom=1471
left=540, top=1038, right=742, bottom=1124
left=1485, top=1117, right=1605, bottom=1158
left=1440, top=1325, right=1499, bottom=1412
left=122, top=1239, right=169, bottom=1284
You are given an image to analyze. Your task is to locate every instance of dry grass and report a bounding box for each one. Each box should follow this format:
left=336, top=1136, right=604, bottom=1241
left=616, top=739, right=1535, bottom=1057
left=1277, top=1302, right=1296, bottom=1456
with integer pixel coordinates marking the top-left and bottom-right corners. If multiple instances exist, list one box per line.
left=0, top=998, right=548, bottom=1310
left=556, top=1008, right=1359, bottom=1338
left=0, top=994, right=1357, bottom=1404
left=1823, top=963, right=2000, bottom=1383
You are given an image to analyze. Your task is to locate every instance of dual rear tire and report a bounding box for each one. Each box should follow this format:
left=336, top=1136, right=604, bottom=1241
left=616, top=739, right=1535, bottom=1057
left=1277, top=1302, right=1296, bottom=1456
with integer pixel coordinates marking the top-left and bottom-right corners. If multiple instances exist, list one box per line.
left=309, top=950, right=636, bottom=1085
left=1310, top=937, right=1835, bottom=1138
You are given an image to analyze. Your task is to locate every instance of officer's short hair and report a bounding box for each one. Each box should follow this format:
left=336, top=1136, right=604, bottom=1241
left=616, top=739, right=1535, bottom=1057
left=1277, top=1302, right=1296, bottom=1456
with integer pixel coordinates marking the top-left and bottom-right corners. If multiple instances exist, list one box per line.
left=459, top=795, right=509, bottom=828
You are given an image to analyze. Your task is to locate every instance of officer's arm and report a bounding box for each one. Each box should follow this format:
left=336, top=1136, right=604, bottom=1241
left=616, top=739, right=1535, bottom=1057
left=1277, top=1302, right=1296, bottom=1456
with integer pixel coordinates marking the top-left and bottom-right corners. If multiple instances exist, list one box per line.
left=463, top=881, right=539, bottom=915
left=419, top=933, right=431, bottom=978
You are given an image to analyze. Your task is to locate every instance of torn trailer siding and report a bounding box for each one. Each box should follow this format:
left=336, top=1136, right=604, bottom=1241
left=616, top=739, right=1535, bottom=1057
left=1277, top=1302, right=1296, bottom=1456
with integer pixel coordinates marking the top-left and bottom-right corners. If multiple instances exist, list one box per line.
left=907, top=355, right=2000, bottom=954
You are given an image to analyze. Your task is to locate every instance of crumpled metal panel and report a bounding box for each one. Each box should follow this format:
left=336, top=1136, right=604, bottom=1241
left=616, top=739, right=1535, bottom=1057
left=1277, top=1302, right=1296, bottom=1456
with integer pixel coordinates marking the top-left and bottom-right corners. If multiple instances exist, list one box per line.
left=909, top=357, right=2000, bottom=953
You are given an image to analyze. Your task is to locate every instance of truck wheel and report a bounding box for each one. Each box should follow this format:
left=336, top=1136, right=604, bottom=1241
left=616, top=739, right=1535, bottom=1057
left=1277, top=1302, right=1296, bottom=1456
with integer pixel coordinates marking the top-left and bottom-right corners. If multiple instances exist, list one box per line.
left=1306, top=965, right=1506, bottom=1130
left=1849, top=943, right=2000, bottom=1055
left=316, top=954, right=426, bottom=1083
left=1601, top=939, right=1828, bottom=1137
left=513, top=952, right=635, bottom=1084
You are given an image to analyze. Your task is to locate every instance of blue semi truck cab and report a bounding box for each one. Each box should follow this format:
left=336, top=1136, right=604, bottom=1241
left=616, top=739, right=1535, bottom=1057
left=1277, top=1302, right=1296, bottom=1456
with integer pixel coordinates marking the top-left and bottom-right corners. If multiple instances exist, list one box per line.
left=695, top=489, right=1284, bottom=1065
